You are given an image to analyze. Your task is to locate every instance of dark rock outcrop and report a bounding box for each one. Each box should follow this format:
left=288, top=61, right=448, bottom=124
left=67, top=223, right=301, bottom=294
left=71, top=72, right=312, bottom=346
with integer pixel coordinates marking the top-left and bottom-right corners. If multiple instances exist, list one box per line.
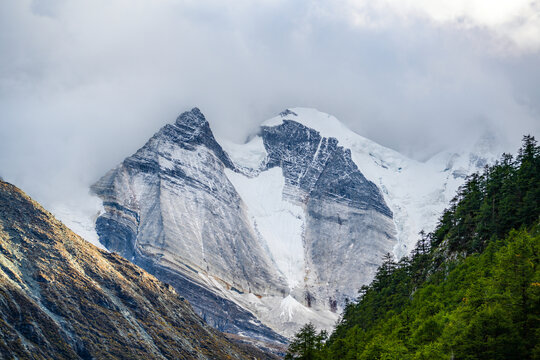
left=260, top=118, right=395, bottom=307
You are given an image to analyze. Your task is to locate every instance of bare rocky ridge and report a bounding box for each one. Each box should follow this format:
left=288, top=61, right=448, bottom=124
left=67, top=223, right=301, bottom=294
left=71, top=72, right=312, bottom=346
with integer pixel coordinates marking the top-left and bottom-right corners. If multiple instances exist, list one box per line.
left=92, top=108, right=289, bottom=342
left=89, top=107, right=497, bottom=340
left=0, top=179, right=274, bottom=359
left=91, top=108, right=396, bottom=338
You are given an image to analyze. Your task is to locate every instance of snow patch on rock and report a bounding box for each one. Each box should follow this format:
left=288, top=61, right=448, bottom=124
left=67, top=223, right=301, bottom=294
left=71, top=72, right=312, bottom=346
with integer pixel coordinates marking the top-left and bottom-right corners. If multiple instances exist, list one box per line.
left=225, top=167, right=305, bottom=289
left=219, top=136, right=267, bottom=174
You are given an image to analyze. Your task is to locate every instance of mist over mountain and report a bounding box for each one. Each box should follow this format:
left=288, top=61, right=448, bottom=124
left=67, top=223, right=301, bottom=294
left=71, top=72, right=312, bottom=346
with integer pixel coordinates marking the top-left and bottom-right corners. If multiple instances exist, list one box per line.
left=1, top=1, right=539, bottom=214
left=77, top=107, right=498, bottom=339
left=1, top=1, right=539, bottom=358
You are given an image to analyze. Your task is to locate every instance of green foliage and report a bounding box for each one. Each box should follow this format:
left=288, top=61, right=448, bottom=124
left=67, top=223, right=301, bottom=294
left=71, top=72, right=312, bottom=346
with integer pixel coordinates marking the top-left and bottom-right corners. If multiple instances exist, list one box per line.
left=433, top=135, right=540, bottom=253
left=288, top=136, right=540, bottom=359
left=285, top=323, right=327, bottom=360
left=322, top=227, right=540, bottom=359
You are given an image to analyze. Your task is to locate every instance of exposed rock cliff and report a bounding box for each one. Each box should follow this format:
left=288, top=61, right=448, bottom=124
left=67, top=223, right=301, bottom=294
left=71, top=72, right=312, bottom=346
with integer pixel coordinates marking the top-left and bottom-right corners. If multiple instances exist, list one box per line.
left=258, top=118, right=395, bottom=308
left=92, top=108, right=288, bottom=341
left=92, top=108, right=397, bottom=338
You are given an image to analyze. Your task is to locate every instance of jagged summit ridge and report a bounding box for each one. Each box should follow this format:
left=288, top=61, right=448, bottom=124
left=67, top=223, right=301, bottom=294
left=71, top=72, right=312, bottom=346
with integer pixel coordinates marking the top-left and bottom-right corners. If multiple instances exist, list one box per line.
left=89, top=106, right=496, bottom=339
left=261, top=119, right=392, bottom=217
left=278, top=109, right=298, bottom=117
left=92, top=107, right=399, bottom=338
left=169, top=107, right=235, bottom=169
left=176, top=107, right=206, bottom=127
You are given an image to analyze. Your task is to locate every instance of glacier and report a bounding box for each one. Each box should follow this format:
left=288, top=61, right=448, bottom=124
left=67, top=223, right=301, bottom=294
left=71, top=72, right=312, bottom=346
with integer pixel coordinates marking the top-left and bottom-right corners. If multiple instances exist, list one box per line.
left=61, top=106, right=498, bottom=340
left=224, top=167, right=306, bottom=289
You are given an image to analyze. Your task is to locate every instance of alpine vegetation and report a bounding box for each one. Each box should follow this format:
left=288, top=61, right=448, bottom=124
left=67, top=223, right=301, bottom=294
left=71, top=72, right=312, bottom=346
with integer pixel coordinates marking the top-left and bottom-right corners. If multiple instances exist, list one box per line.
left=287, top=136, right=540, bottom=359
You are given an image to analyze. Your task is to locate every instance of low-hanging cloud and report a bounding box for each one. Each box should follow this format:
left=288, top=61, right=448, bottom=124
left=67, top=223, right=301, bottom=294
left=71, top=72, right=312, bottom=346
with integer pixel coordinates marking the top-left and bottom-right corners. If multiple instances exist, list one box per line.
left=0, top=0, right=539, bottom=209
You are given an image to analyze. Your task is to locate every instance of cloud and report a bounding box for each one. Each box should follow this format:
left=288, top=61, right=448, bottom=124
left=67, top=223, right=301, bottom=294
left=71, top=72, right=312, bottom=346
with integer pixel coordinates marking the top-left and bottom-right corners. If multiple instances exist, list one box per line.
left=342, top=0, right=540, bottom=53
left=0, top=0, right=539, bottom=208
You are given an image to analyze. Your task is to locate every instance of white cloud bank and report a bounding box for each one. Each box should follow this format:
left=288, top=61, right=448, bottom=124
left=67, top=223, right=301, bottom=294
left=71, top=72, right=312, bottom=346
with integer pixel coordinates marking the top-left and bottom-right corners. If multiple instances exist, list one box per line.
left=342, top=0, right=540, bottom=53
left=0, top=0, right=538, bottom=209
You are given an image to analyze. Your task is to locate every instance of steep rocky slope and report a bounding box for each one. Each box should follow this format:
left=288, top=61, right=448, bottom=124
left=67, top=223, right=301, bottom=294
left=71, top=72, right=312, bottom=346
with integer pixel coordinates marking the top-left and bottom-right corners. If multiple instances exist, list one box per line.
left=89, top=107, right=497, bottom=339
left=92, top=108, right=288, bottom=342
left=0, top=179, right=272, bottom=359
left=251, top=116, right=396, bottom=308
left=91, top=108, right=400, bottom=337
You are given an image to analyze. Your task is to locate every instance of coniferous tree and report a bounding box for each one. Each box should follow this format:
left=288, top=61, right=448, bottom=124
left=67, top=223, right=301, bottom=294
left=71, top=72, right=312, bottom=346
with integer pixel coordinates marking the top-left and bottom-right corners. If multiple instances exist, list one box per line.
left=285, top=323, right=327, bottom=360
left=320, top=136, right=540, bottom=359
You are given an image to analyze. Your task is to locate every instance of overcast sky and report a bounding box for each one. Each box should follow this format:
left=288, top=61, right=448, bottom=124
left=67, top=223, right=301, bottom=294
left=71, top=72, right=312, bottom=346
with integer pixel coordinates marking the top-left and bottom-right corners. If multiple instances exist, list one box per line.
left=1, top=0, right=539, bottom=208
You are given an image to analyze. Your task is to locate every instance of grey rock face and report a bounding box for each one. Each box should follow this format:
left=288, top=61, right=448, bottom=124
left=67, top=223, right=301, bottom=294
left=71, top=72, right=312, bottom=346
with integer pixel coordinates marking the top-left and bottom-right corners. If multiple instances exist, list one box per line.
left=92, top=108, right=288, bottom=342
left=92, top=107, right=397, bottom=339
left=260, top=119, right=395, bottom=308
left=303, top=200, right=395, bottom=306
left=262, top=120, right=391, bottom=216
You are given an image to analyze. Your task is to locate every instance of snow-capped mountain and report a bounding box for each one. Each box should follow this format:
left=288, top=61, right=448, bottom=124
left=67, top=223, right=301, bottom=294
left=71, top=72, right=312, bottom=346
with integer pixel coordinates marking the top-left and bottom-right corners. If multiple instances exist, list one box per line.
left=264, top=109, right=498, bottom=259
left=87, top=107, right=498, bottom=340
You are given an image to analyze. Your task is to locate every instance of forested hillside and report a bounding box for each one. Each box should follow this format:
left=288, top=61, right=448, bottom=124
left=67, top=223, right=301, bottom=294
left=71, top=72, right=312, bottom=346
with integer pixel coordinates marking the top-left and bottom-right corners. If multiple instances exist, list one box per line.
left=286, top=136, right=540, bottom=360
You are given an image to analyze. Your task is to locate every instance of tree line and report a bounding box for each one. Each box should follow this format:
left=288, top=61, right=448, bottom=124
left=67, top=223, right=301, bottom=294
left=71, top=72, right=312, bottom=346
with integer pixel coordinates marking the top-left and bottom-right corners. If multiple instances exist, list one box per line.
left=286, top=135, right=540, bottom=359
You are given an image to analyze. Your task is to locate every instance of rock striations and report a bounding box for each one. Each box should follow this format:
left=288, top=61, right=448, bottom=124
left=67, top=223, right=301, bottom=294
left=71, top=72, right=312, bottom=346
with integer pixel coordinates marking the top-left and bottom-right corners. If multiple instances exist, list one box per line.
left=92, top=108, right=289, bottom=341
left=90, top=106, right=497, bottom=339
left=0, top=179, right=273, bottom=359
left=91, top=108, right=401, bottom=338
left=257, top=118, right=396, bottom=310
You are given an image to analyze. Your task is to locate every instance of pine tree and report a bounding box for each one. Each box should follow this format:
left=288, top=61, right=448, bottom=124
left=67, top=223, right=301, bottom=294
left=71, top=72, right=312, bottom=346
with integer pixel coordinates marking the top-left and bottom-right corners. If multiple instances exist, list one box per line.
left=285, top=323, right=327, bottom=360
left=322, top=135, right=540, bottom=360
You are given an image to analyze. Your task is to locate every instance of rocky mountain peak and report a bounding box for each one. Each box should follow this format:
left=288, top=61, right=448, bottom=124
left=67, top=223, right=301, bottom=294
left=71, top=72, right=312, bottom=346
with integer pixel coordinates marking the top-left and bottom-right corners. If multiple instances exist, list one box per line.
left=175, top=107, right=207, bottom=130
left=164, top=107, right=235, bottom=169
left=91, top=109, right=289, bottom=343
left=279, top=109, right=298, bottom=118
left=260, top=119, right=392, bottom=217
left=88, top=106, right=493, bottom=340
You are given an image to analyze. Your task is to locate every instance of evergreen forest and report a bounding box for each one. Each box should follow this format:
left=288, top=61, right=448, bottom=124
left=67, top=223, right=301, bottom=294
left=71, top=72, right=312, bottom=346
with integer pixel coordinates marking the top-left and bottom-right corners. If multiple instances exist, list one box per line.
left=286, top=135, right=540, bottom=359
